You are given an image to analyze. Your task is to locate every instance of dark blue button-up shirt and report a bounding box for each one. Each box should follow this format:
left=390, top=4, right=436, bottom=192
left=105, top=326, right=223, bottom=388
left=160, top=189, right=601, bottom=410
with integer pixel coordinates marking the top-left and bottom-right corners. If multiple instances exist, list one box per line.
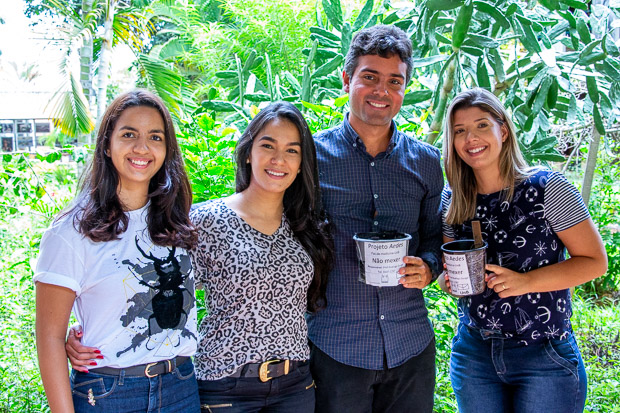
left=307, top=115, right=444, bottom=370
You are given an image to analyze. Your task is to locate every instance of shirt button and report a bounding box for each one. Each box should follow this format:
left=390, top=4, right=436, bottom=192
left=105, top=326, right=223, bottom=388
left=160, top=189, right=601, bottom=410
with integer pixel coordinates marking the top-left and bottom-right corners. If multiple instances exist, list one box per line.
left=374, top=194, right=378, bottom=199
left=380, top=315, right=385, bottom=320
left=370, top=162, right=375, bottom=166
left=353, top=143, right=357, bottom=147
left=374, top=221, right=379, bottom=226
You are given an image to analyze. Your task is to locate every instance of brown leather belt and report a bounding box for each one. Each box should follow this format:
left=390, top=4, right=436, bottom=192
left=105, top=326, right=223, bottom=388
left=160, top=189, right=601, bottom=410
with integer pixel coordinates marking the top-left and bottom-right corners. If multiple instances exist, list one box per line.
left=87, top=356, right=190, bottom=378
left=229, top=360, right=307, bottom=382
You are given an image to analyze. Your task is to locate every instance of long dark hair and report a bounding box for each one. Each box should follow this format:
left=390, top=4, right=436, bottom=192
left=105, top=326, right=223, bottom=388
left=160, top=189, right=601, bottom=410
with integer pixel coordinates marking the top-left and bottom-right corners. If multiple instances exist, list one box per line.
left=67, top=90, right=196, bottom=249
left=235, top=102, right=334, bottom=312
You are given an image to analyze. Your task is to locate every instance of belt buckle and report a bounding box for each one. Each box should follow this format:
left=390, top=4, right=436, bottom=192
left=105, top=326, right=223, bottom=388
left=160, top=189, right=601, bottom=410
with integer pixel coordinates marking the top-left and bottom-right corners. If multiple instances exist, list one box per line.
left=145, top=362, right=158, bottom=378
left=145, top=359, right=173, bottom=378
left=259, top=360, right=289, bottom=382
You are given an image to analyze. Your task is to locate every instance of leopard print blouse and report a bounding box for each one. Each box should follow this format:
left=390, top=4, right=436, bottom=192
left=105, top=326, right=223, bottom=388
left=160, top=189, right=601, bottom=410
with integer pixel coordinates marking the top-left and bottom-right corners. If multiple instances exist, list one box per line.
left=189, top=199, right=314, bottom=381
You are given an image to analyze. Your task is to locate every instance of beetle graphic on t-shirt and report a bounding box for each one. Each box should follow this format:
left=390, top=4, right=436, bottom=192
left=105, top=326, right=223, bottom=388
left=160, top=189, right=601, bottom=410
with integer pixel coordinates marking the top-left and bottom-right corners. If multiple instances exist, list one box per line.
left=116, top=236, right=196, bottom=357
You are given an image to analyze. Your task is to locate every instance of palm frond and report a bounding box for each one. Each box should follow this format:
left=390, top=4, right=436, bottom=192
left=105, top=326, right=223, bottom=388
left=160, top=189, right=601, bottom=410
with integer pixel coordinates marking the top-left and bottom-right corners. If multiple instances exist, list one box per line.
left=158, top=37, right=192, bottom=60
left=135, top=53, right=196, bottom=122
left=113, top=8, right=156, bottom=50
left=44, top=0, right=82, bottom=24
left=47, top=68, right=95, bottom=138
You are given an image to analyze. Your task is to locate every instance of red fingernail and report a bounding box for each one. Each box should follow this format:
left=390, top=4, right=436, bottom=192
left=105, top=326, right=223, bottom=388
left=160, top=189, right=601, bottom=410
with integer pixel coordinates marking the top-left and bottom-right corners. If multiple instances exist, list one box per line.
left=96, top=355, right=104, bottom=359
left=90, top=362, right=97, bottom=366
left=94, top=350, right=101, bottom=354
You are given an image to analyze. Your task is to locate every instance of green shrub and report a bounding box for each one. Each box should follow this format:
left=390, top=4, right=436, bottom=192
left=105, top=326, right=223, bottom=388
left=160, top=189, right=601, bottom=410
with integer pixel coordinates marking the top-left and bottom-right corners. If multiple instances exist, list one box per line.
left=179, top=113, right=237, bottom=203
left=581, top=150, right=620, bottom=297
left=572, top=295, right=620, bottom=412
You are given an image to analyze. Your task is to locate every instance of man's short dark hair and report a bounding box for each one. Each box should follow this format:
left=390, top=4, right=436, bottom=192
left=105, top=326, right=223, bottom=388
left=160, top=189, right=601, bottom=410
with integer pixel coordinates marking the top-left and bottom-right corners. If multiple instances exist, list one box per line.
left=344, top=24, right=413, bottom=84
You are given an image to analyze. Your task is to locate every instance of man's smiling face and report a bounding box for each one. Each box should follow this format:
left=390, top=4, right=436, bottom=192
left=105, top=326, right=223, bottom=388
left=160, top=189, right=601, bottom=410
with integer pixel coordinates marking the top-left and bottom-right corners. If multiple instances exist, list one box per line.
left=344, top=54, right=408, bottom=131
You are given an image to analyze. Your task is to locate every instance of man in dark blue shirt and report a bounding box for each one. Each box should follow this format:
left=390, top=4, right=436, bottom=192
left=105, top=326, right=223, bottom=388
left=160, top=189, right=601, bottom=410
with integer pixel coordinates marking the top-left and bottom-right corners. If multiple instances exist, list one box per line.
left=307, top=25, right=444, bottom=413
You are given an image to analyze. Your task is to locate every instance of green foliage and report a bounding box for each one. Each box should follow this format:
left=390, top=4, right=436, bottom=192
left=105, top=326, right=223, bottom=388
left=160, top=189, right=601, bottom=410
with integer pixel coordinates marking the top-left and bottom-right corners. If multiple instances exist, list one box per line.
left=32, top=0, right=620, bottom=163
left=178, top=113, right=237, bottom=203
left=39, top=129, right=76, bottom=149
left=580, top=144, right=620, bottom=297
left=146, top=0, right=620, bottom=168
left=219, top=0, right=316, bottom=76
left=571, top=295, right=620, bottom=411
left=135, top=52, right=197, bottom=122
left=0, top=153, right=81, bottom=413
left=36, top=0, right=162, bottom=138
left=0, top=152, right=81, bottom=220
left=0, top=216, right=49, bottom=413
left=47, top=66, right=95, bottom=139
left=426, top=283, right=459, bottom=411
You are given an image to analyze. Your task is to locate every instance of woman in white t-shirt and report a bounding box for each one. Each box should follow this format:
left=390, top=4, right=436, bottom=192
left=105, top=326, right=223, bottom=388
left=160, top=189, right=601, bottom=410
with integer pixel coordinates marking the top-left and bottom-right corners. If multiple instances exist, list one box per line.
left=66, top=101, right=335, bottom=412
left=35, top=90, right=200, bottom=412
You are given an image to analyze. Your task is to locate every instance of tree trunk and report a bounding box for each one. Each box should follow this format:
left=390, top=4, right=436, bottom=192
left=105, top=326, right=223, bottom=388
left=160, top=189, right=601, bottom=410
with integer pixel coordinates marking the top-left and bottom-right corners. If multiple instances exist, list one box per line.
left=581, top=126, right=602, bottom=207
left=79, top=0, right=94, bottom=144
left=425, top=56, right=457, bottom=144
left=96, top=0, right=116, bottom=126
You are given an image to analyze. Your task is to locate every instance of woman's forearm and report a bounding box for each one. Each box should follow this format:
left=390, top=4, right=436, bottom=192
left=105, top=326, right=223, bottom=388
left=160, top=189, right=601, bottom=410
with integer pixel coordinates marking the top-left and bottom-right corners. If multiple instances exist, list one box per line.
left=36, top=282, right=76, bottom=413
left=486, top=219, right=608, bottom=297
left=528, top=218, right=607, bottom=292
left=37, top=335, right=74, bottom=412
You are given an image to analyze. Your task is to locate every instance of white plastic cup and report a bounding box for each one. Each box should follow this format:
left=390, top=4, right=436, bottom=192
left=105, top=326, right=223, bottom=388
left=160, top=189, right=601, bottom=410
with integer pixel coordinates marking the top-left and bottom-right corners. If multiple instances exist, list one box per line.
left=353, top=231, right=412, bottom=287
left=441, top=239, right=487, bottom=296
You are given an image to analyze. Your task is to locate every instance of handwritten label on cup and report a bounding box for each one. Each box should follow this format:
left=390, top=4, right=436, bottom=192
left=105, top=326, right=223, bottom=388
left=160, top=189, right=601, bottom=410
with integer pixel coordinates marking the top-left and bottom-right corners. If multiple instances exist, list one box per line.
left=444, top=253, right=476, bottom=296
left=363, top=240, right=407, bottom=286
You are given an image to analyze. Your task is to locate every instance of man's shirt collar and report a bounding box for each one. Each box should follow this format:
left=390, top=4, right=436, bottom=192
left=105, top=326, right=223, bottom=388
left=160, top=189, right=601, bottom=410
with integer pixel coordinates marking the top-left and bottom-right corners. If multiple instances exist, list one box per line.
left=342, top=113, right=400, bottom=156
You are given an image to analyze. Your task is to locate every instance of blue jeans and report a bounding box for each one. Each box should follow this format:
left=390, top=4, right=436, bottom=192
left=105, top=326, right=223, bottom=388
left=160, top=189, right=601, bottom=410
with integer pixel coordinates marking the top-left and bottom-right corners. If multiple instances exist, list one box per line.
left=310, top=339, right=436, bottom=413
left=198, top=362, right=315, bottom=413
left=450, top=323, right=587, bottom=413
left=71, top=359, right=200, bottom=412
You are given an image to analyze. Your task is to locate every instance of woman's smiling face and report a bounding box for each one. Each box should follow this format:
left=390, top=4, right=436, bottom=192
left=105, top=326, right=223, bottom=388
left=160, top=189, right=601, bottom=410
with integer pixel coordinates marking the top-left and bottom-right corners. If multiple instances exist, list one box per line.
left=452, top=106, right=508, bottom=176
left=247, top=117, right=302, bottom=197
left=108, top=105, right=166, bottom=196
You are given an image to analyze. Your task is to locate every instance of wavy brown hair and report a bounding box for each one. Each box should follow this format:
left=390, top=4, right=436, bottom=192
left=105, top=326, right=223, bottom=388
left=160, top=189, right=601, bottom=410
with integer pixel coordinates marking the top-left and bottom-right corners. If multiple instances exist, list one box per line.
left=235, top=102, right=334, bottom=312
left=66, top=90, right=196, bottom=249
left=443, top=88, right=532, bottom=225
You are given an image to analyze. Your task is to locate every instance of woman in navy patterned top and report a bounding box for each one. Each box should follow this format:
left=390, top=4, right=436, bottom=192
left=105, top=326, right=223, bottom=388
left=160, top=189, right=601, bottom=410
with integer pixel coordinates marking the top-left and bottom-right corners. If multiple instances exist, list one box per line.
left=439, top=88, right=607, bottom=413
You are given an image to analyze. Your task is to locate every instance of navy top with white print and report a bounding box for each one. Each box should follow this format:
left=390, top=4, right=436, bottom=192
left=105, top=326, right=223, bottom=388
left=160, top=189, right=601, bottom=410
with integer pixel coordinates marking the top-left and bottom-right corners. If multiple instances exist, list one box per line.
left=442, top=169, right=589, bottom=345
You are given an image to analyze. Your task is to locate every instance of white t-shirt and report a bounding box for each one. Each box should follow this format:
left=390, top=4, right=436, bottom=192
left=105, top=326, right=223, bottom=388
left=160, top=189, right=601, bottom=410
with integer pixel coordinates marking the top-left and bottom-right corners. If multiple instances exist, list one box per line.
left=34, top=204, right=197, bottom=368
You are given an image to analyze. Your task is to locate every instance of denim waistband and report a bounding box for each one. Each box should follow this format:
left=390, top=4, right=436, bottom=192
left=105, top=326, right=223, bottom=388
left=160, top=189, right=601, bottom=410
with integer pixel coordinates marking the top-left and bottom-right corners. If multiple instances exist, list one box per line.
left=464, top=324, right=505, bottom=340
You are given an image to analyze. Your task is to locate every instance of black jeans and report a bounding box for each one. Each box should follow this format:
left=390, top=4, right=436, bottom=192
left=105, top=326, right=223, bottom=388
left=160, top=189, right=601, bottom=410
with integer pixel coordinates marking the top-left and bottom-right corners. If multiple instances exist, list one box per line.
left=310, top=338, right=436, bottom=413
left=198, top=362, right=315, bottom=413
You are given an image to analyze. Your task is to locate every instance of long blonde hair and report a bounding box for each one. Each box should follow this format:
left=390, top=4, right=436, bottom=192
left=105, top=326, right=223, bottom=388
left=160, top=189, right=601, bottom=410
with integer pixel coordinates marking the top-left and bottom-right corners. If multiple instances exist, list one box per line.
left=443, top=88, right=531, bottom=225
